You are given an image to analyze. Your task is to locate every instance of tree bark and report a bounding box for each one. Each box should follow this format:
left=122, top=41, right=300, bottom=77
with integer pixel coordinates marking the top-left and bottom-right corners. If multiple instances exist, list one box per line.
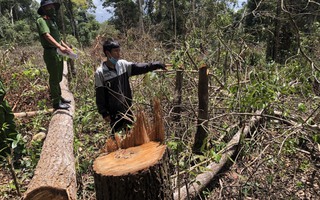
left=138, top=0, right=145, bottom=34
left=272, top=0, right=281, bottom=62
left=63, top=0, right=80, bottom=43
left=172, top=70, right=183, bottom=122
left=193, top=66, right=209, bottom=153
left=24, top=63, right=77, bottom=200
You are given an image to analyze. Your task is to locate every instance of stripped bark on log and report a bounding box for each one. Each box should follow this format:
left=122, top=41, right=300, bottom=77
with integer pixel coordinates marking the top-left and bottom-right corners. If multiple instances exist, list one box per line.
left=24, top=63, right=77, bottom=200
left=174, top=110, right=263, bottom=200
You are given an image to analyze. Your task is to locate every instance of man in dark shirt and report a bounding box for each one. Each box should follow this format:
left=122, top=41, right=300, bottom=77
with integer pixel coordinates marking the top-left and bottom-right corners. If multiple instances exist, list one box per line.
left=94, top=39, right=166, bottom=135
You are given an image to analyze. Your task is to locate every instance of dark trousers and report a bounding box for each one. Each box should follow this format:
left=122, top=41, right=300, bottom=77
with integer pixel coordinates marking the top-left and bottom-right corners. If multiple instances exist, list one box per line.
left=110, top=112, right=134, bottom=135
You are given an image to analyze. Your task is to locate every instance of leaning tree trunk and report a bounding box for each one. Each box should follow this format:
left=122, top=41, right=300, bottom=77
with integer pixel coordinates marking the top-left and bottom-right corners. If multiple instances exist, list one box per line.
left=93, top=99, right=173, bottom=200
left=24, top=62, right=76, bottom=200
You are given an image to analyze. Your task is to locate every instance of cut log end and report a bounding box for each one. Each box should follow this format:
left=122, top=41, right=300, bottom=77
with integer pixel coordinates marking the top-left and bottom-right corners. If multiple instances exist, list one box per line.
left=94, top=141, right=166, bottom=176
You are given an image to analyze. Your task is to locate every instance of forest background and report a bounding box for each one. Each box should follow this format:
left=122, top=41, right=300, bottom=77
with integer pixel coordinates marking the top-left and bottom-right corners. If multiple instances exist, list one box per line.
left=0, top=0, right=320, bottom=199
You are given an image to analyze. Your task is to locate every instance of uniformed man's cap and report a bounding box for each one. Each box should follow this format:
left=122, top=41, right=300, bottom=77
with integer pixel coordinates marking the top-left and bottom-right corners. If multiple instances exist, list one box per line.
left=37, top=0, right=60, bottom=15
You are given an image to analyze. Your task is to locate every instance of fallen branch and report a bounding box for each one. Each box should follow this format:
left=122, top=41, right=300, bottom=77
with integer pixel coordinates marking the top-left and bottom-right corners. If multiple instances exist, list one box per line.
left=7, top=153, right=21, bottom=197
left=14, top=109, right=54, bottom=118
left=273, top=110, right=320, bottom=132
left=174, top=109, right=263, bottom=200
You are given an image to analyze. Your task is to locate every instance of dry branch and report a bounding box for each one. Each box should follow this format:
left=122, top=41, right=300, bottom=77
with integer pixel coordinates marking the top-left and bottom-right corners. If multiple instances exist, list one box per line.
left=174, top=110, right=264, bottom=200
left=14, top=109, right=54, bottom=118
left=273, top=110, right=320, bottom=132
left=24, top=63, right=77, bottom=200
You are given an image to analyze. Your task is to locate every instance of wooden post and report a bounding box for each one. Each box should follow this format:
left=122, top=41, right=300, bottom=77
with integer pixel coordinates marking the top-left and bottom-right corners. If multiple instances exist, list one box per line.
left=93, top=99, right=173, bottom=200
left=24, top=62, right=77, bottom=200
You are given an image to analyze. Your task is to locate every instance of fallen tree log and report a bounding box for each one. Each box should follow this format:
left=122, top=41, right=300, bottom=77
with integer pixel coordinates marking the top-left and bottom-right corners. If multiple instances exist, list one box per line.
left=93, top=99, right=173, bottom=200
left=14, top=109, right=54, bottom=118
left=174, top=110, right=264, bottom=200
left=24, top=63, right=77, bottom=200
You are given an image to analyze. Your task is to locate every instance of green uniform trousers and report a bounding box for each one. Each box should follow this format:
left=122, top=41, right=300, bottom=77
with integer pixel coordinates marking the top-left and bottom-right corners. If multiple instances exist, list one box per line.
left=44, top=49, right=63, bottom=105
left=0, top=100, right=17, bottom=155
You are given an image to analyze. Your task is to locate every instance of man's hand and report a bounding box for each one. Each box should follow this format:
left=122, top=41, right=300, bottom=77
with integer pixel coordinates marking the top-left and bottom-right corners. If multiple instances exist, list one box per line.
left=151, top=61, right=167, bottom=70
left=61, top=41, right=72, bottom=54
left=59, top=46, right=70, bottom=54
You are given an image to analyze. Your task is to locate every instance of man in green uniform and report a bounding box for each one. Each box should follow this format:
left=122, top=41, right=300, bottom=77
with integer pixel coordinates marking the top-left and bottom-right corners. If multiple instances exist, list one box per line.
left=36, top=0, right=72, bottom=110
left=0, top=79, right=17, bottom=156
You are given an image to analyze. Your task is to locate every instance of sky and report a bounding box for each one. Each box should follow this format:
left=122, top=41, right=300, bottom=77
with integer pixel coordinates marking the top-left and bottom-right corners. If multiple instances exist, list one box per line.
left=91, top=0, right=112, bottom=23
left=92, top=0, right=248, bottom=23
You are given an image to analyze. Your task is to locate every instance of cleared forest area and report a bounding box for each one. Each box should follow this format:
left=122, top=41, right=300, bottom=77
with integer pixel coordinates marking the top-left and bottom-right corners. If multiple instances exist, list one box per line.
left=1, top=0, right=320, bottom=199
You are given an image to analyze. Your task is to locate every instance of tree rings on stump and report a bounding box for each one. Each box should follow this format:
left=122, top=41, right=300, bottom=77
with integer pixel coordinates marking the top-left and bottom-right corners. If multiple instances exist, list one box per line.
left=93, top=141, right=173, bottom=200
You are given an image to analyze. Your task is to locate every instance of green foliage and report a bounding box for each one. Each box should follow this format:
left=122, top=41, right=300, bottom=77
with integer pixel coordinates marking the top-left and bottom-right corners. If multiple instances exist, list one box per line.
left=312, top=134, right=320, bottom=144
left=229, top=63, right=280, bottom=111
left=297, top=103, right=306, bottom=112
left=103, top=0, right=139, bottom=33
left=22, top=68, right=41, bottom=80
left=77, top=14, right=100, bottom=46
left=21, top=139, right=43, bottom=169
left=97, top=22, right=119, bottom=38
left=229, top=60, right=313, bottom=113
left=0, top=18, right=37, bottom=46
left=66, top=34, right=80, bottom=47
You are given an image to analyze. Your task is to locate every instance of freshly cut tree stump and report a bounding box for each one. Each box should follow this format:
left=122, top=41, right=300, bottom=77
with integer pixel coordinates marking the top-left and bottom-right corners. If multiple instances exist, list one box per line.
left=24, top=63, right=76, bottom=200
left=93, top=99, right=173, bottom=200
left=94, top=142, right=171, bottom=200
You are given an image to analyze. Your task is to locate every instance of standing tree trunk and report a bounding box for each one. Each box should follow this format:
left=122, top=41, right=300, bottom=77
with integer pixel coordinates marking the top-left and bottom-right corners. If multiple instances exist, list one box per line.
left=24, top=63, right=77, bottom=200
left=138, top=0, right=145, bottom=34
left=172, top=0, right=177, bottom=42
left=193, top=66, right=209, bottom=153
left=64, top=0, right=80, bottom=43
left=172, top=69, right=183, bottom=122
left=58, top=0, right=66, bottom=40
left=93, top=99, right=173, bottom=200
left=272, top=0, right=281, bottom=62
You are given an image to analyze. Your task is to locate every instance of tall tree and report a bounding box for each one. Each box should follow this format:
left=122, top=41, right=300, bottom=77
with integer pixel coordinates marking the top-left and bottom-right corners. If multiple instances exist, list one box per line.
left=244, top=0, right=320, bottom=64
left=103, top=0, right=140, bottom=34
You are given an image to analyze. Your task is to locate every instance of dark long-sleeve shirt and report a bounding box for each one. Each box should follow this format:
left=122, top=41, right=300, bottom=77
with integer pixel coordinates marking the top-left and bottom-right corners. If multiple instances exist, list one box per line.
left=94, top=60, right=159, bottom=121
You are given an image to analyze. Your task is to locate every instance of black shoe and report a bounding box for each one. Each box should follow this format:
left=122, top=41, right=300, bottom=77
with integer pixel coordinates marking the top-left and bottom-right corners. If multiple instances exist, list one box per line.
left=61, top=97, right=71, bottom=104
left=53, top=102, right=70, bottom=110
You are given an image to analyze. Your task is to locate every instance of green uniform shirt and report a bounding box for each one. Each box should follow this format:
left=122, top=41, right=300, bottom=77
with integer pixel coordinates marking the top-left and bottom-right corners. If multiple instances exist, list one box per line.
left=36, top=17, right=61, bottom=49
left=0, top=78, right=17, bottom=156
